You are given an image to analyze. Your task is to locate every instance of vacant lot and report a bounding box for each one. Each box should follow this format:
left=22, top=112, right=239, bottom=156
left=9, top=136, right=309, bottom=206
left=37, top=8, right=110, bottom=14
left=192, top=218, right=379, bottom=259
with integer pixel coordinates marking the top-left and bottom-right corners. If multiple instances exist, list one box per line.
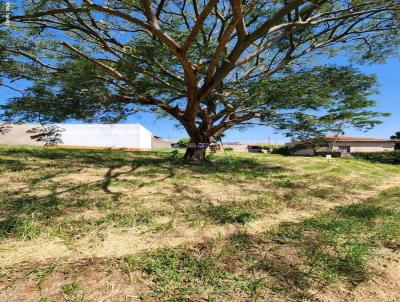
left=0, top=146, right=399, bottom=301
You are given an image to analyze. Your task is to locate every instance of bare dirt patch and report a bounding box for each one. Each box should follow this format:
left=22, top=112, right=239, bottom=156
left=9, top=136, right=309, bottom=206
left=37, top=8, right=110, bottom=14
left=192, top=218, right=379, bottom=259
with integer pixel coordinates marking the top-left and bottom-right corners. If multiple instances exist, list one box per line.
left=313, top=250, right=400, bottom=302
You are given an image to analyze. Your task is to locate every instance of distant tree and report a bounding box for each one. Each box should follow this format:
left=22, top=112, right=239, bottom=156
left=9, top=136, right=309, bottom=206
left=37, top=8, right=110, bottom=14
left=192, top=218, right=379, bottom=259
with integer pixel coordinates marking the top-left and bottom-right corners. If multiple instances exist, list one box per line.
left=177, top=137, right=190, bottom=148
left=278, top=80, right=388, bottom=151
left=0, top=1, right=399, bottom=161
left=390, top=131, right=400, bottom=150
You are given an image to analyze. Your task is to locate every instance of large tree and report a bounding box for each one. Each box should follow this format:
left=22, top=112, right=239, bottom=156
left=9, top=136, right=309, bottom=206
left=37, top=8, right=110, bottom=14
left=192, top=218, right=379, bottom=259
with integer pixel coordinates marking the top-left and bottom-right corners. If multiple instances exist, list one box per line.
left=0, top=0, right=399, bottom=160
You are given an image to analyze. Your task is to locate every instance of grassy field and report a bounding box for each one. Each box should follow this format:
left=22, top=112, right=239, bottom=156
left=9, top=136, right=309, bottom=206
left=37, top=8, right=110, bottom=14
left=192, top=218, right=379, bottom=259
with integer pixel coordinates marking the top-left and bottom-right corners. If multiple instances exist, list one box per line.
left=0, top=146, right=399, bottom=301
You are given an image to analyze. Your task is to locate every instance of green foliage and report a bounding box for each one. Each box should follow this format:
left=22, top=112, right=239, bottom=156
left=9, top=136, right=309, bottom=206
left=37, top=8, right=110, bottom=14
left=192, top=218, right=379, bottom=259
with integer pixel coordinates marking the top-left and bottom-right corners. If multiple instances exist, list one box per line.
left=260, top=67, right=388, bottom=142
left=177, top=137, right=190, bottom=148
left=1, top=1, right=398, bottom=148
left=250, top=66, right=378, bottom=110
left=2, top=59, right=132, bottom=123
left=390, top=131, right=400, bottom=150
left=270, top=145, right=291, bottom=155
left=352, top=151, right=400, bottom=164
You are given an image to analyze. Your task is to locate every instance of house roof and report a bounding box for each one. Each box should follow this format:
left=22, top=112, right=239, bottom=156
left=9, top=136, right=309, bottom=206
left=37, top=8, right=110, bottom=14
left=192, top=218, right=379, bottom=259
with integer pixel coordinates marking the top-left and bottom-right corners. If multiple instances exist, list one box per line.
left=324, top=136, right=396, bottom=142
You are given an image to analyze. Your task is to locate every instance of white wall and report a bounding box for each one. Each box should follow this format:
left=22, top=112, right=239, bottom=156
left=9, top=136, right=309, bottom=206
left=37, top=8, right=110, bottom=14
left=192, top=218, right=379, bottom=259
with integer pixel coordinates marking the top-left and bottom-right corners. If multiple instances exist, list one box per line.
left=57, top=124, right=153, bottom=149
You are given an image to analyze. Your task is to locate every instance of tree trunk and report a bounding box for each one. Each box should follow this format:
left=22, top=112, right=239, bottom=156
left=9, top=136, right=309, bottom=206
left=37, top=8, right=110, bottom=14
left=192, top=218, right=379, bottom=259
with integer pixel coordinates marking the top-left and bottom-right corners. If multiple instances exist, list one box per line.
left=181, top=120, right=213, bottom=162
left=183, top=146, right=206, bottom=162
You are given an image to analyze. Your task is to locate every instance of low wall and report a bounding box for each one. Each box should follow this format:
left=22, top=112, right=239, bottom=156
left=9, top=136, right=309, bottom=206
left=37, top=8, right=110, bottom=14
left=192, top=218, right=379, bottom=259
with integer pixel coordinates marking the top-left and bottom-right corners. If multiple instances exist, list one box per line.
left=59, top=124, right=152, bottom=149
left=223, top=143, right=249, bottom=152
left=0, top=124, right=153, bottom=150
left=345, top=142, right=394, bottom=152
left=0, top=124, right=44, bottom=146
left=151, top=137, right=174, bottom=149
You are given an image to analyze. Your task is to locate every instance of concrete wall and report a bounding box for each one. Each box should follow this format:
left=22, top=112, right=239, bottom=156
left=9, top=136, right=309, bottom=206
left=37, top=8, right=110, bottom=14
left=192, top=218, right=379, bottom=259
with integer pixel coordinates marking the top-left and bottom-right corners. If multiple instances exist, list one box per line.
left=338, top=141, right=394, bottom=152
left=0, top=124, right=45, bottom=146
left=151, top=137, right=174, bottom=149
left=58, top=124, right=152, bottom=149
left=223, top=143, right=249, bottom=152
left=0, top=124, right=153, bottom=150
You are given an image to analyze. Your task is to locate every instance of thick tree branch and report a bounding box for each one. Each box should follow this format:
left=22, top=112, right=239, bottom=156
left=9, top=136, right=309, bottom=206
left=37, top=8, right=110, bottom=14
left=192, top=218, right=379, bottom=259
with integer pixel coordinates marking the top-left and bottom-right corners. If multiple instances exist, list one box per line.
left=183, top=0, right=219, bottom=53
left=205, top=0, right=244, bottom=82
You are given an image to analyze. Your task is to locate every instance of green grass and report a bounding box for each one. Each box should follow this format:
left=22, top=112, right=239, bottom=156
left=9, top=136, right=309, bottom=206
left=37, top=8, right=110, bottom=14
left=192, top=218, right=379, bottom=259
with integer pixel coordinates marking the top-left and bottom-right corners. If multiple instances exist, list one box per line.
left=61, top=281, right=83, bottom=301
left=121, top=187, right=400, bottom=301
left=1, top=146, right=399, bottom=301
left=204, top=203, right=259, bottom=224
left=0, top=145, right=399, bottom=242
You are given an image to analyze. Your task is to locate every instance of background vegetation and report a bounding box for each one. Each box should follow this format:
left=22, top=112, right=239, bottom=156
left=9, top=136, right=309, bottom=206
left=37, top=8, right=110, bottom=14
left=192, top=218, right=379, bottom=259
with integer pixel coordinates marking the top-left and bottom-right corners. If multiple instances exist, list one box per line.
left=352, top=151, right=400, bottom=164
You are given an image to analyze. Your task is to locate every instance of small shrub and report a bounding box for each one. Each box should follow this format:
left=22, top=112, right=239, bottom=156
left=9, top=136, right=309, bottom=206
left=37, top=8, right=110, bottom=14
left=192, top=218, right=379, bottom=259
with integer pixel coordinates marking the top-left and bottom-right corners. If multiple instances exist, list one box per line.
left=177, top=137, right=190, bottom=148
left=259, top=144, right=285, bottom=150
left=170, top=149, right=179, bottom=156
left=352, top=151, right=400, bottom=164
left=224, top=147, right=234, bottom=151
left=271, top=146, right=291, bottom=155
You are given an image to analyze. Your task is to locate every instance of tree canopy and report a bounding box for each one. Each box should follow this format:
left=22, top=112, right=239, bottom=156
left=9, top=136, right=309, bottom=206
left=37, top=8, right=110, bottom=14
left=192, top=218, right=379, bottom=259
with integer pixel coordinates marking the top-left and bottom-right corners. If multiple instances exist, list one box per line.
left=0, top=0, right=399, bottom=159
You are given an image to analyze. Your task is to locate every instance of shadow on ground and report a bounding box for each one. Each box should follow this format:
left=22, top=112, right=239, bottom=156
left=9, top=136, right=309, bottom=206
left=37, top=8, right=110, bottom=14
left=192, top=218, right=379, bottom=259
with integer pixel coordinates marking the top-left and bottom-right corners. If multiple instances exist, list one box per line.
left=0, top=147, right=287, bottom=240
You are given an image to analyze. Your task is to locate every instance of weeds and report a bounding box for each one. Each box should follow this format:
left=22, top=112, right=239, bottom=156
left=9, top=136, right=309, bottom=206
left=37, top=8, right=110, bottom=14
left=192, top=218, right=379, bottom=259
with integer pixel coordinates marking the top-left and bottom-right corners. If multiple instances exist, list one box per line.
left=122, top=187, right=400, bottom=300
left=1, top=144, right=399, bottom=301
left=205, top=203, right=258, bottom=224
left=61, top=282, right=84, bottom=301
left=1, top=146, right=399, bottom=243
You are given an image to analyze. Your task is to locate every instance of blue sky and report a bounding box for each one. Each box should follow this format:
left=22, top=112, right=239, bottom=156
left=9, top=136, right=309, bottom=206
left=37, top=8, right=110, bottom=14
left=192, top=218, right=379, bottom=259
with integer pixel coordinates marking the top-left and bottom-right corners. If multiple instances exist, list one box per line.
left=125, top=57, right=400, bottom=143
left=1, top=58, right=399, bottom=144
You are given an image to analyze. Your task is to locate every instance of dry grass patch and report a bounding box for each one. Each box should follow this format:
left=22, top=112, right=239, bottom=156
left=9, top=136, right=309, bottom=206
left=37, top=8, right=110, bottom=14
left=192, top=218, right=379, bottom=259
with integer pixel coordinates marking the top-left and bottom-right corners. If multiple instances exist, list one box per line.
left=0, top=146, right=399, bottom=269
left=2, top=187, right=400, bottom=301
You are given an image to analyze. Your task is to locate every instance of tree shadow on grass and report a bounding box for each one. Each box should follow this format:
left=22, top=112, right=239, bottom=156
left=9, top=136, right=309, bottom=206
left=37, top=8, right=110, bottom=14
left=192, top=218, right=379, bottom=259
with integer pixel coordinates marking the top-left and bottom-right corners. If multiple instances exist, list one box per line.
left=100, top=162, right=176, bottom=201
left=133, top=195, right=400, bottom=300
left=189, top=156, right=288, bottom=177
left=0, top=158, right=27, bottom=172
left=0, top=159, right=177, bottom=240
left=0, top=147, right=287, bottom=240
left=0, top=147, right=288, bottom=177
